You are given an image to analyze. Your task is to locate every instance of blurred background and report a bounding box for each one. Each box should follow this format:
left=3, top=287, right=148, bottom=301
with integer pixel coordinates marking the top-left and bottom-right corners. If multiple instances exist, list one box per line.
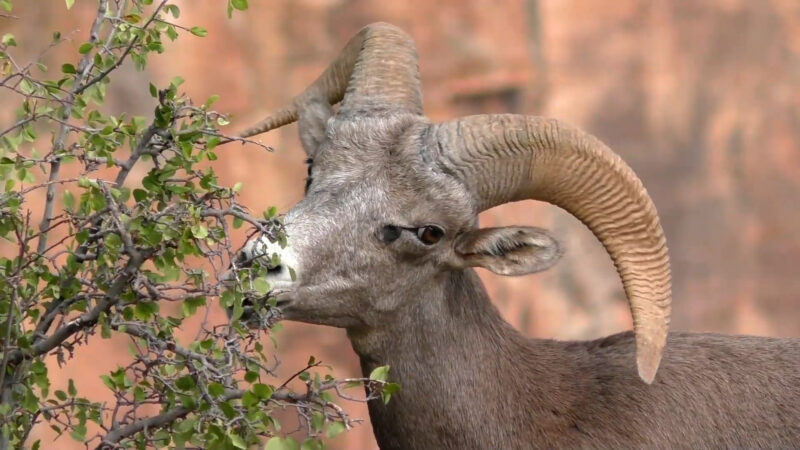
left=4, top=0, right=800, bottom=448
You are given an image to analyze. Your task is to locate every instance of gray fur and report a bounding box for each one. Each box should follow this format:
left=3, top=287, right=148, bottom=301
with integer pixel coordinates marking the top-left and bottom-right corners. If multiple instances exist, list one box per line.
left=242, top=113, right=800, bottom=448
left=237, top=23, right=800, bottom=449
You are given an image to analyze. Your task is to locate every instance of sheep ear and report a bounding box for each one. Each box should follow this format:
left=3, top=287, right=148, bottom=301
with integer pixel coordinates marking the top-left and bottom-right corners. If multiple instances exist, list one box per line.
left=453, top=227, right=562, bottom=276
left=298, top=97, right=333, bottom=157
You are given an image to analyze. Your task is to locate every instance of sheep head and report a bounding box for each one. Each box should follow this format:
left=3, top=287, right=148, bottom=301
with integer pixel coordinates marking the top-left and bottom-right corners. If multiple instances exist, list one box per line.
left=235, top=23, right=671, bottom=384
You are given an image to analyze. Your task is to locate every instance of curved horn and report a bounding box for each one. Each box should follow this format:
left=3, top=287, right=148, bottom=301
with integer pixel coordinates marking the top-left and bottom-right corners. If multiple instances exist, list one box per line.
left=435, top=115, right=671, bottom=384
left=239, top=22, right=423, bottom=138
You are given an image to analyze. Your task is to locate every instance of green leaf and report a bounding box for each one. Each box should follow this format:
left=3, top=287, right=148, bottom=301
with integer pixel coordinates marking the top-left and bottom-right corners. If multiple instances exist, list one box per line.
left=265, top=437, right=299, bottom=450
left=19, top=78, right=35, bottom=95
left=326, top=421, right=346, bottom=438
left=252, top=383, right=273, bottom=399
left=62, top=190, right=75, bottom=211
left=204, top=94, right=219, bottom=108
left=78, top=42, right=92, bottom=54
left=166, top=25, right=179, bottom=41
left=189, top=26, right=207, bottom=37
left=61, top=63, right=76, bottom=74
left=207, top=136, right=221, bottom=151
left=232, top=216, right=243, bottom=229
left=31, top=360, right=47, bottom=375
left=1, top=33, right=16, bottom=47
left=165, top=4, right=180, bottom=18
left=68, top=379, right=77, bottom=396
left=311, top=411, right=324, bottom=432
left=132, top=188, right=147, bottom=202
left=181, top=296, right=206, bottom=317
left=175, top=375, right=195, bottom=391
left=381, top=382, right=401, bottom=405
left=253, top=277, right=270, bottom=295
left=190, top=224, right=208, bottom=239
left=369, top=365, right=390, bottom=382
left=149, top=82, right=157, bottom=98
left=241, top=391, right=258, bottom=408
left=133, top=386, right=145, bottom=402
left=54, top=390, right=68, bottom=401
left=230, top=433, right=247, bottom=449
left=70, top=424, right=86, bottom=442
left=301, top=439, right=324, bottom=450
left=65, top=0, right=74, bottom=9
left=208, top=382, right=224, bottom=397
left=231, top=0, right=248, bottom=10
left=134, top=301, right=159, bottom=320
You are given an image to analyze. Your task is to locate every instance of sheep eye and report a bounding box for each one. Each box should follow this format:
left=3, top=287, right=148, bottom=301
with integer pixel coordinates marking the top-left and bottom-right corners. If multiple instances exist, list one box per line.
left=379, top=225, right=402, bottom=244
left=416, top=225, right=445, bottom=245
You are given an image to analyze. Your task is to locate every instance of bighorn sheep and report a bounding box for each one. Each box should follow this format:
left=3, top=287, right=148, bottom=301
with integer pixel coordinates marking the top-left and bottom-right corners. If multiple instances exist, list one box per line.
left=235, top=23, right=800, bottom=448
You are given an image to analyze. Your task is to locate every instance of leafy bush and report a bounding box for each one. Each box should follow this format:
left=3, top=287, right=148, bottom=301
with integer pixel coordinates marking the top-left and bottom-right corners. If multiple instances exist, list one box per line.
left=0, top=1, right=394, bottom=448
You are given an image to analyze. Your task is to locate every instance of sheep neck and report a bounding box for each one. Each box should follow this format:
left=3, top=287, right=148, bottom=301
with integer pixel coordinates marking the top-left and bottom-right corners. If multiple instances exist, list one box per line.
left=346, top=269, right=579, bottom=449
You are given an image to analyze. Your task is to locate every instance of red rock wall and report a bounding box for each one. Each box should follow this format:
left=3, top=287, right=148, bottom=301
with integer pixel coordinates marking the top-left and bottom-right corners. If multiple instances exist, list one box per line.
left=5, top=1, right=799, bottom=448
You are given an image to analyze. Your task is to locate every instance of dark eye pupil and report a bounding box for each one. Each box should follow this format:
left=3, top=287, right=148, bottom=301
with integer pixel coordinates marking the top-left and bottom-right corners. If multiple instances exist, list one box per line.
left=380, top=225, right=401, bottom=243
left=417, top=225, right=444, bottom=245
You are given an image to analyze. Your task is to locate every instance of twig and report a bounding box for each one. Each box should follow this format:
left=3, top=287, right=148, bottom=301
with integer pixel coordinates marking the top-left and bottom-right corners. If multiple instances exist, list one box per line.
left=7, top=249, right=151, bottom=366
left=74, top=0, right=169, bottom=96
left=0, top=116, right=36, bottom=139
left=114, top=124, right=159, bottom=186
left=36, top=0, right=108, bottom=255
left=202, top=130, right=274, bottom=153
left=114, top=323, right=223, bottom=378
left=0, top=215, right=28, bottom=394
left=278, top=360, right=322, bottom=391
left=96, top=389, right=244, bottom=449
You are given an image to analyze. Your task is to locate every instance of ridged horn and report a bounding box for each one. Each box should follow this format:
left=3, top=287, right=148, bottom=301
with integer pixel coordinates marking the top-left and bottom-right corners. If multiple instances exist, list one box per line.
left=435, top=114, right=671, bottom=384
left=238, top=22, right=423, bottom=138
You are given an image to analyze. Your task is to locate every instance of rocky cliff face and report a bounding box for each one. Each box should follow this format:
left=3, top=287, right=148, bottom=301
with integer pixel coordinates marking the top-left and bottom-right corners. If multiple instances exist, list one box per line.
left=6, top=1, right=799, bottom=448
